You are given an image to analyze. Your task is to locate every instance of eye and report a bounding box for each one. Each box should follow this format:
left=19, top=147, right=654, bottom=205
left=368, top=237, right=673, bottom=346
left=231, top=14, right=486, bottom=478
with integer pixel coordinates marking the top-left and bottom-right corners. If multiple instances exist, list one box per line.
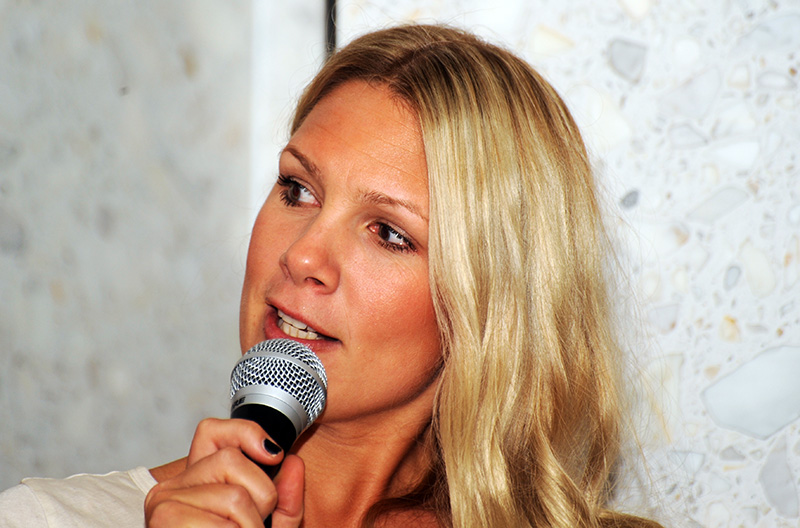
left=370, top=222, right=416, bottom=253
left=277, top=175, right=316, bottom=207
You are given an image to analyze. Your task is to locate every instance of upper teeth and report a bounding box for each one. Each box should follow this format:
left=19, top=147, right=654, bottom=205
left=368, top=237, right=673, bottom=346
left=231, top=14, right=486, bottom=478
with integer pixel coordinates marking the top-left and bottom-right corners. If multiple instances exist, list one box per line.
left=277, top=309, right=322, bottom=340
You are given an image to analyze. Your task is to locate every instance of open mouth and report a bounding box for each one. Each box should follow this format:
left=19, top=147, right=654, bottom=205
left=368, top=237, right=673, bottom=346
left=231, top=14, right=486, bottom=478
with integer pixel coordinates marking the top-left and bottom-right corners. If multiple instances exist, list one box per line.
left=277, top=309, right=332, bottom=341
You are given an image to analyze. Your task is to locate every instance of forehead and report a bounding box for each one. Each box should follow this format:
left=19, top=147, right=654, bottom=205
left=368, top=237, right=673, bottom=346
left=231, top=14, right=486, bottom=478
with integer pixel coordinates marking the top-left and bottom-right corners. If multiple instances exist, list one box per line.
left=288, top=81, right=428, bottom=194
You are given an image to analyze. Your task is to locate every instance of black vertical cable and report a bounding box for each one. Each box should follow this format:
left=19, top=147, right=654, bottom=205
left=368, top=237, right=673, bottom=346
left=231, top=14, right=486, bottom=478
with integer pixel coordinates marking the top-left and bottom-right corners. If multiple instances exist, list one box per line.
left=325, top=0, right=337, bottom=58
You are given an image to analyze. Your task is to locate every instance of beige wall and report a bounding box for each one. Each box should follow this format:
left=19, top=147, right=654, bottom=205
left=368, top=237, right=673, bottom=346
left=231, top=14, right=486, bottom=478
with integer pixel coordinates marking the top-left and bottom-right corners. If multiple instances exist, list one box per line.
left=0, top=1, right=252, bottom=485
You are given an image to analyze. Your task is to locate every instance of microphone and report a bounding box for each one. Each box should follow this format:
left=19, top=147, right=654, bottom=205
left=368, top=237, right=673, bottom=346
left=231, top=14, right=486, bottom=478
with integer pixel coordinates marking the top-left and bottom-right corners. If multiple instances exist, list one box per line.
left=230, top=338, right=328, bottom=478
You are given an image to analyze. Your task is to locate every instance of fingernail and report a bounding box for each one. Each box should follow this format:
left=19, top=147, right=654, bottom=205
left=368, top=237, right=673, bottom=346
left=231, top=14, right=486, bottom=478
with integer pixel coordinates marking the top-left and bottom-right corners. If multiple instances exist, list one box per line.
left=263, top=438, right=282, bottom=455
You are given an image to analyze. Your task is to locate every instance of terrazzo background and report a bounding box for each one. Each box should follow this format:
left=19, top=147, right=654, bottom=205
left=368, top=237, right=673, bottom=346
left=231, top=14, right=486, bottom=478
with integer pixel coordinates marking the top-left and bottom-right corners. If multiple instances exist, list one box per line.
left=2, top=1, right=799, bottom=526
left=331, top=1, right=798, bottom=525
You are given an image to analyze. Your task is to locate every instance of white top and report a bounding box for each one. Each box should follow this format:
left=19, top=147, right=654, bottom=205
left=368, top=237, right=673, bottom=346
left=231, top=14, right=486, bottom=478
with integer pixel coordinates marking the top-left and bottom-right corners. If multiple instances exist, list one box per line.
left=0, top=467, right=156, bottom=527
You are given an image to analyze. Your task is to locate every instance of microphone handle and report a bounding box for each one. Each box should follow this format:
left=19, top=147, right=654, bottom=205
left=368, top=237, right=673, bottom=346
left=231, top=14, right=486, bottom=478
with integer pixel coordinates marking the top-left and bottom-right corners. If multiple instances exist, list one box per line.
left=231, top=404, right=298, bottom=527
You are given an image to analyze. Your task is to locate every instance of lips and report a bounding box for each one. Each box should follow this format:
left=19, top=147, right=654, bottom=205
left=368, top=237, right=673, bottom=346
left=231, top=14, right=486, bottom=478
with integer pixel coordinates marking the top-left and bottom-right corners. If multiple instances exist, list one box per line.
left=277, top=309, right=329, bottom=340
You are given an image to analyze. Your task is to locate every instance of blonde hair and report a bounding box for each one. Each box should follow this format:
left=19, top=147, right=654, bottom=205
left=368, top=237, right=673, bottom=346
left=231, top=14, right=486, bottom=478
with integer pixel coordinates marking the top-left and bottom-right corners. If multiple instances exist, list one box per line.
left=292, top=24, right=661, bottom=528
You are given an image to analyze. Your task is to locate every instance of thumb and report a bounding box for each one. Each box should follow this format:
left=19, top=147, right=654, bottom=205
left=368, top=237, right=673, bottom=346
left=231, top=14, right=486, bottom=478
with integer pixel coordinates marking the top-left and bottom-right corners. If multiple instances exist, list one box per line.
left=270, top=455, right=305, bottom=527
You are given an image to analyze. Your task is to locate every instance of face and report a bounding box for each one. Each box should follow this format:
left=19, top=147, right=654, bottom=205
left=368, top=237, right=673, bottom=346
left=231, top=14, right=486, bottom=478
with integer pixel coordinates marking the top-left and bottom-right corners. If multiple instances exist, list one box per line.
left=240, top=81, right=441, bottom=427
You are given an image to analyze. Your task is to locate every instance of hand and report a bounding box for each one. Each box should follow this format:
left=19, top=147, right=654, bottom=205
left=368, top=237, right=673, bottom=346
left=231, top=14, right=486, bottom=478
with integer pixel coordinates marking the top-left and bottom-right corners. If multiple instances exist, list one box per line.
left=145, top=418, right=304, bottom=527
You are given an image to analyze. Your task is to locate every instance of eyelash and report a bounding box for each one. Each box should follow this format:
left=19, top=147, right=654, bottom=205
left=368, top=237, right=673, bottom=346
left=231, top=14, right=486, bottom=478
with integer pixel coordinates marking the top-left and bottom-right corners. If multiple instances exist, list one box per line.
left=277, top=174, right=312, bottom=207
left=373, top=223, right=416, bottom=253
left=276, top=174, right=416, bottom=254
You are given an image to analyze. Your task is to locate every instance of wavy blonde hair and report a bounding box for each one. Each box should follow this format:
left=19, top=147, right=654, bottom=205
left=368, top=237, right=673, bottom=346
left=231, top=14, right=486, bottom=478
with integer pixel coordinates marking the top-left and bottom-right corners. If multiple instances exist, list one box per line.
left=291, top=24, right=661, bottom=528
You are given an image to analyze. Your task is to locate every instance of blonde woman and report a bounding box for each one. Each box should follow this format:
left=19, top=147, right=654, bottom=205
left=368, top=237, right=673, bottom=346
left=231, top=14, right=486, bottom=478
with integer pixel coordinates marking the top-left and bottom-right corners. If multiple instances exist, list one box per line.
left=0, top=24, right=663, bottom=528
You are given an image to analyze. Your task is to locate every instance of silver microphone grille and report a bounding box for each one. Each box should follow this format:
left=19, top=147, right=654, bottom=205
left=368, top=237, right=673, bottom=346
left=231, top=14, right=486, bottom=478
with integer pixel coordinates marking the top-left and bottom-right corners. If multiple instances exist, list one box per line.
left=230, top=339, right=328, bottom=427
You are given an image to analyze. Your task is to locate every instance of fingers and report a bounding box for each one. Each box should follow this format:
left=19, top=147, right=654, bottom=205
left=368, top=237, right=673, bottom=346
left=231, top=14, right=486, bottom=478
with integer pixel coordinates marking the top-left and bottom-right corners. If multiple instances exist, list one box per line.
left=145, top=418, right=305, bottom=527
left=271, top=455, right=305, bottom=528
left=146, top=483, right=263, bottom=528
left=148, top=500, right=235, bottom=528
left=154, top=446, right=278, bottom=518
left=188, top=418, right=283, bottom=468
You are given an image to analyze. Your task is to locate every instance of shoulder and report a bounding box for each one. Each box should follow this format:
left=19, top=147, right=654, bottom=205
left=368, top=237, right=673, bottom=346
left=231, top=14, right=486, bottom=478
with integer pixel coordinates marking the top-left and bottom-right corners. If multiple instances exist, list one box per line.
left=0, top=483, right=48, bottom=527
left=0, top=467, right=156, bottom=528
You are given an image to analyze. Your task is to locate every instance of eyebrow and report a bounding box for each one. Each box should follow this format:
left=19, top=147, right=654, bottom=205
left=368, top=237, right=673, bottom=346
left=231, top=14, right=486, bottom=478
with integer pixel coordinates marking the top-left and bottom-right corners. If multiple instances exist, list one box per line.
left=359, top=190, right=428, bottom=223
left=284, top=145, right=322, bottom=179
left=282, top=145, right=429, bottom=223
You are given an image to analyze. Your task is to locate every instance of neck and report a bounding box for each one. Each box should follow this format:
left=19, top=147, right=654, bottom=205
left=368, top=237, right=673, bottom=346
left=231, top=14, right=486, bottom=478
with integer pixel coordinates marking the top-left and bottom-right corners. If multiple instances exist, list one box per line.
left=295, top=412, right=434, bottom=527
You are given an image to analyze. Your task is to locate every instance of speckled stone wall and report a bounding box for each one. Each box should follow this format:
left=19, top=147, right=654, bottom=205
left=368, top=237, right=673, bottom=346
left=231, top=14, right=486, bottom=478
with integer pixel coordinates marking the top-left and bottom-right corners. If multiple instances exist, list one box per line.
left=335, top=0, right=800, bottom=525
left=0, top=2, right=253, bottom=486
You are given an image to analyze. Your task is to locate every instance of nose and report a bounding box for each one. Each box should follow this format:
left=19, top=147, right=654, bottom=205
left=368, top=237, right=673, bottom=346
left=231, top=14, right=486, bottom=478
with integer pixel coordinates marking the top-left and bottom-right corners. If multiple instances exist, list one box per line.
left=279, top=216, right=340, bottom=292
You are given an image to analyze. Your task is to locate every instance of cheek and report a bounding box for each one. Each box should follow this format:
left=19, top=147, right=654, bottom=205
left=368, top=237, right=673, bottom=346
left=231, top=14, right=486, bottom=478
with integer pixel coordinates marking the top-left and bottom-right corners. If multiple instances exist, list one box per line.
left=244, top=194, right=299, bottom=283
left=239, top=254, right=270, bottom=350
left=357, top=264, right=440, bottom=363
left=239, top=203, right=290, bottom=346
left=242, top=226, right=277, bottom=294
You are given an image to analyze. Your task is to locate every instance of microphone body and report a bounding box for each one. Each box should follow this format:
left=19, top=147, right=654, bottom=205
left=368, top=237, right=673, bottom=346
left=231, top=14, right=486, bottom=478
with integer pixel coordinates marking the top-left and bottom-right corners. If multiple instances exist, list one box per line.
left=230, top=338, right=328, bottom=477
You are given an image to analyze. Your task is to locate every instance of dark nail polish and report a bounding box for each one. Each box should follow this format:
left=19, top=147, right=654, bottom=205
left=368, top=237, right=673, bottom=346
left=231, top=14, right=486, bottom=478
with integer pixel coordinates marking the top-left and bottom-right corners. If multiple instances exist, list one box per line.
left=263, top=438, right=282, bottom=455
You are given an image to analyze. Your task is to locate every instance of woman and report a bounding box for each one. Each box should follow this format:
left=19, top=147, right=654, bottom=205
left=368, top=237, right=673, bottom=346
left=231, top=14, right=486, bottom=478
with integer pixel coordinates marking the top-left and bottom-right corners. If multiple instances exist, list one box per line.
left=146, top=24, right=661, bottom=527
left=1, top=24, right=662, bottom=527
